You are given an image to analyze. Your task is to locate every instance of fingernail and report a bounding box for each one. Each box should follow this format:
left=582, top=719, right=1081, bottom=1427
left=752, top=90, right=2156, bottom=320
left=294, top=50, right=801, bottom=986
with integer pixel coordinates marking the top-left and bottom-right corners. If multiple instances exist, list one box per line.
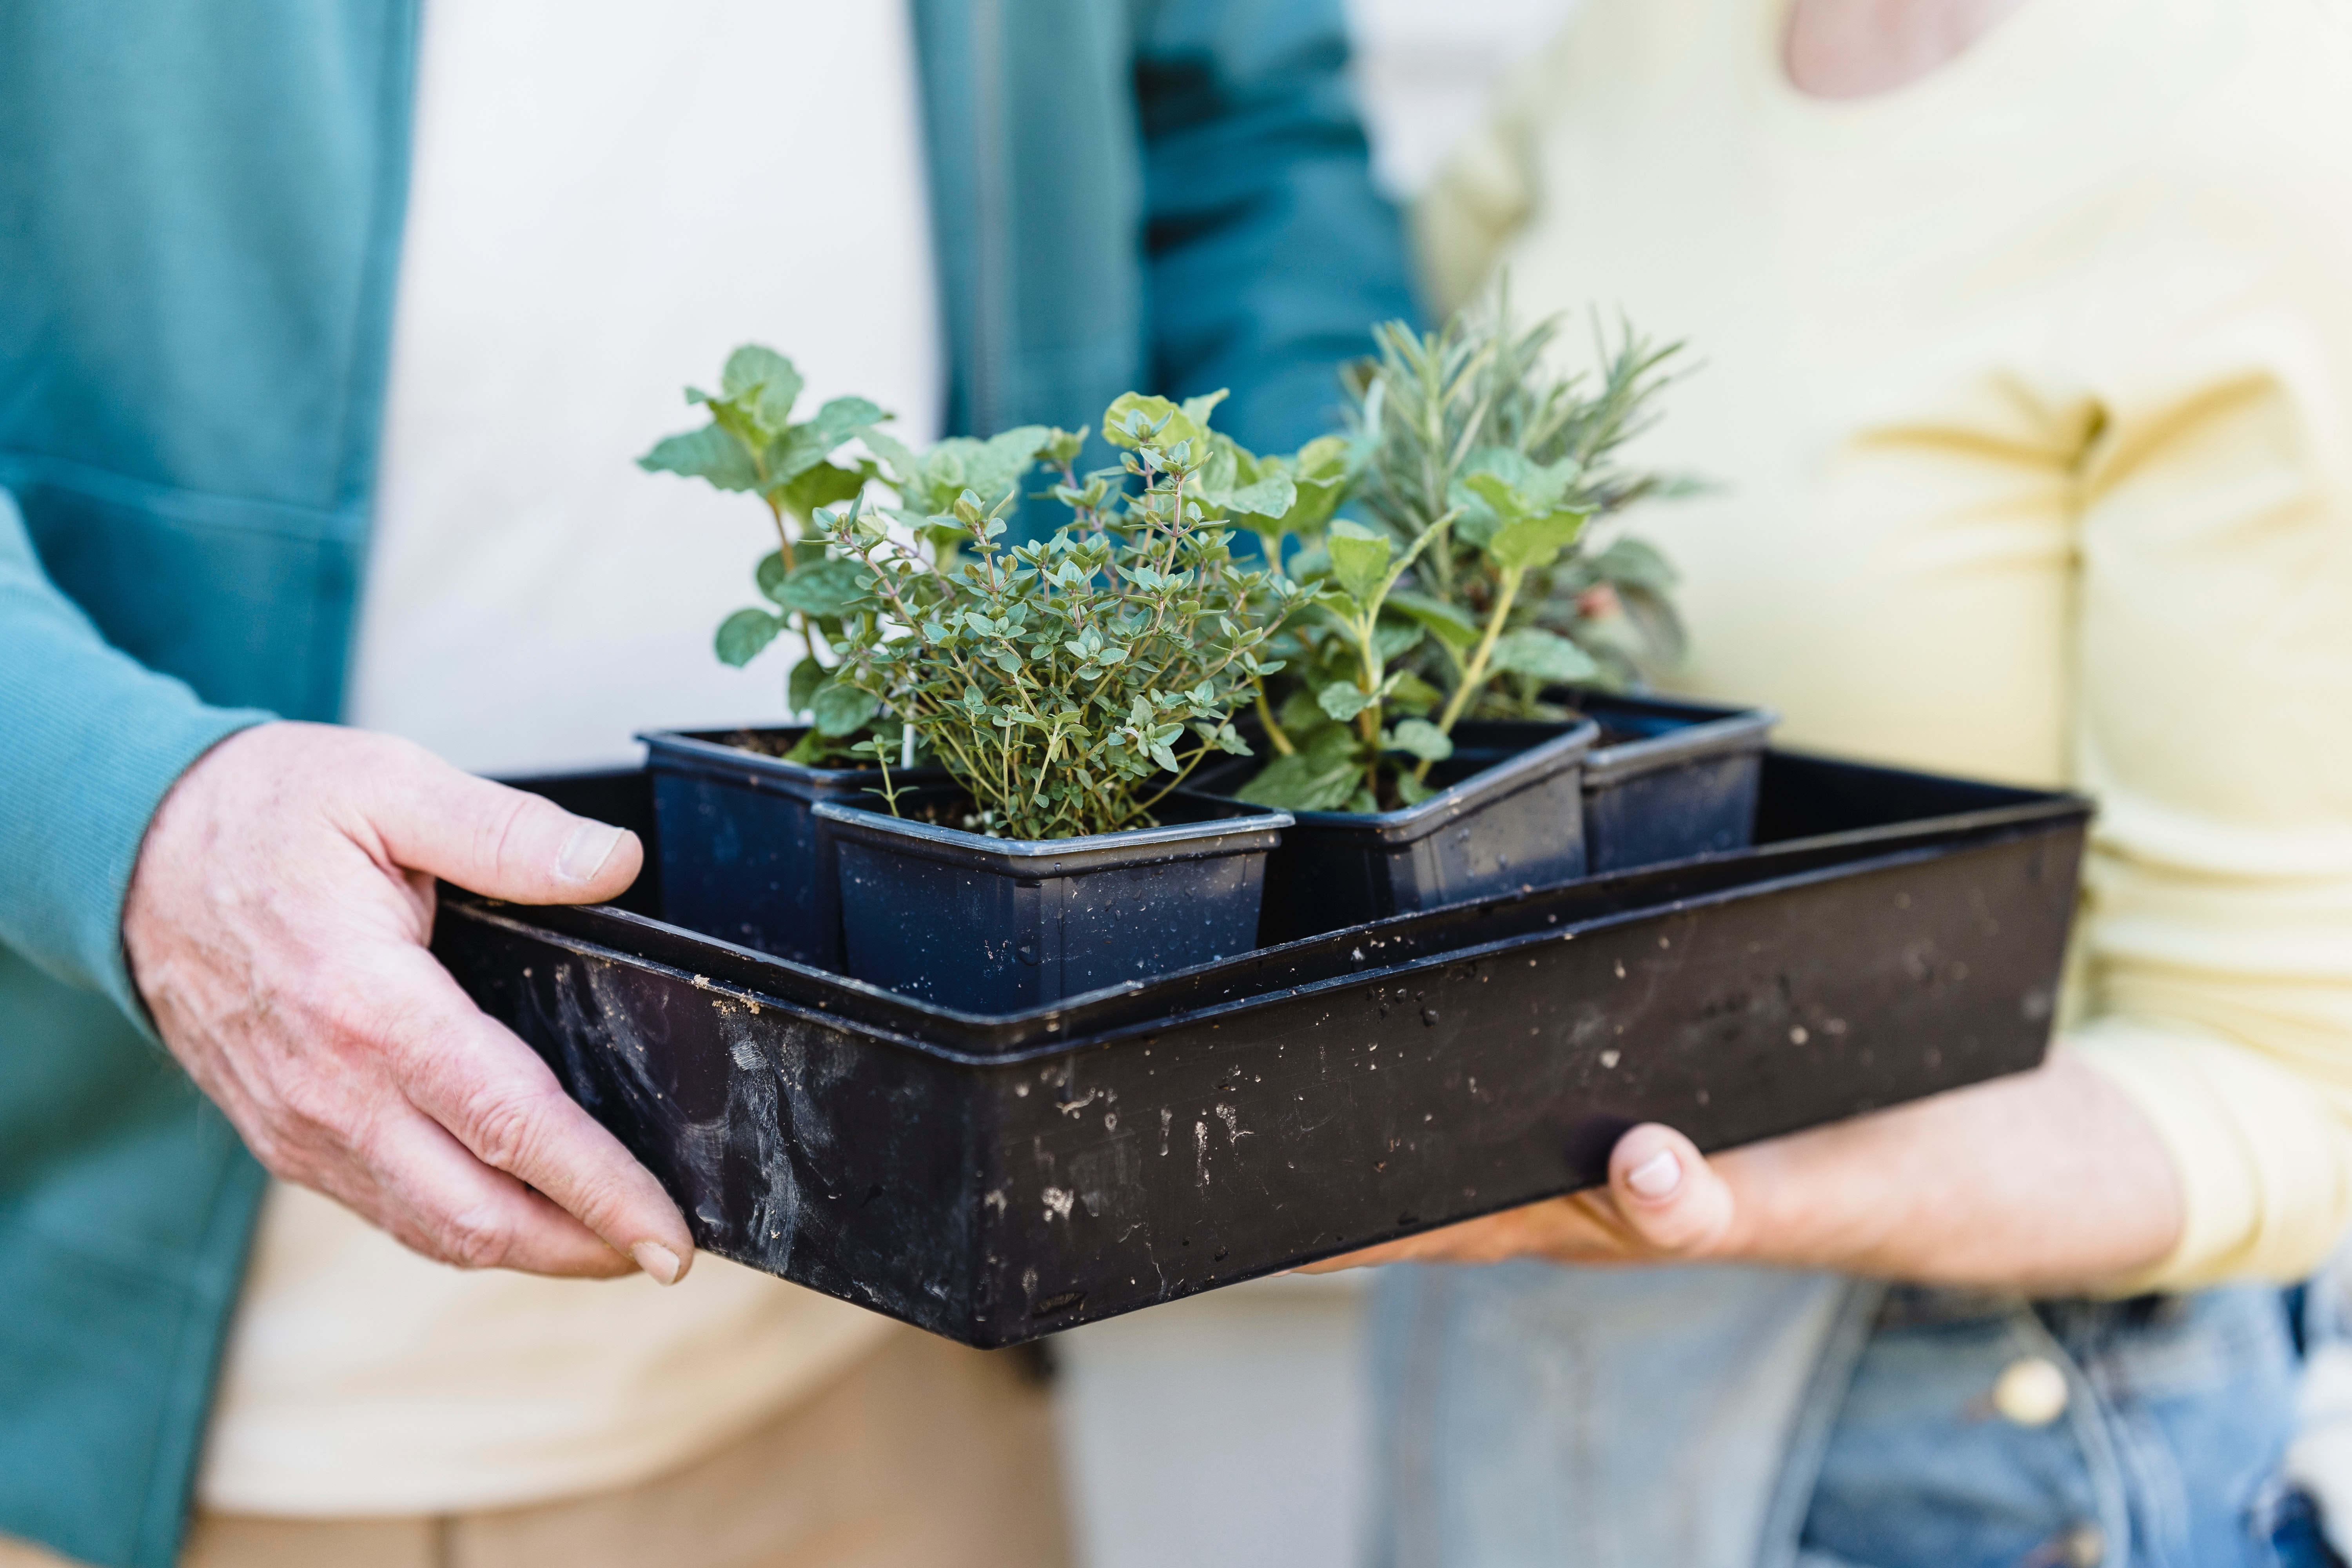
left=632, top=1241, right=684, bottom=1285
left=1626, top=1149, right=1682, bottom=1200
left=558, top=822, right=626, bottom=884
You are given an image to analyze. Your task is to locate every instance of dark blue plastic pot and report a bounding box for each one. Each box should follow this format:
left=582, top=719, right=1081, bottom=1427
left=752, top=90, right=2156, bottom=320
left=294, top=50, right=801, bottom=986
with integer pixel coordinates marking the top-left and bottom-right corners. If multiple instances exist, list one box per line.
left=640, top=728, right=947, bottom=970
left=1182, top=719, right=1600, bottom=945
left=1558, top=692, right=1777, bottom=873
left=812, top=790, right=1293, bottom=1013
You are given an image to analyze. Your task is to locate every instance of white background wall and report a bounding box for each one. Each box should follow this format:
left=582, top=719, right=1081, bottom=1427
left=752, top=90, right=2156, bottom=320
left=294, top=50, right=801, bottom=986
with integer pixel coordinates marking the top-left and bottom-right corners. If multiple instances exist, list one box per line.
left=1052, top=8, right=1585, bottom=1566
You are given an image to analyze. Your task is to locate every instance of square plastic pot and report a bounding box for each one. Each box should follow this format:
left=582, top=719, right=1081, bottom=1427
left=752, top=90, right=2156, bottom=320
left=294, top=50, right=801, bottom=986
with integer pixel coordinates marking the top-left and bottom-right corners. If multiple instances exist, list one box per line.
left=1558, top=691, right=1779, bottom=873
left=811, top=790, right=1293, bottom=1013
left=1181, top=718, right=1600, bottom=946
left=640, top=728, right=947, bottom=969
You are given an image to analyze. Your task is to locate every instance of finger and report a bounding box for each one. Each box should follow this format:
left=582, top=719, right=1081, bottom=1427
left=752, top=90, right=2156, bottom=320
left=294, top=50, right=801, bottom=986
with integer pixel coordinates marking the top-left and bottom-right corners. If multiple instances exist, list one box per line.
left=1605, top=1123, right=1736, bottom=1256
left=364, top=742, right=644, bottom=906
left=374, top=1108, right=637, bottom=1276
left=378, top=949, right=696, bottom=1283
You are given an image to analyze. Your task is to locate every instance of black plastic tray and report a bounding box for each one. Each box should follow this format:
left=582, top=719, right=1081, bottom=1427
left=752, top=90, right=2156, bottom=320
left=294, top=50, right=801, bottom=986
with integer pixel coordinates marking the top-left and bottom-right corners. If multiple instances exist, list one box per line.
left=438, top=753, right=2089, bottom=1347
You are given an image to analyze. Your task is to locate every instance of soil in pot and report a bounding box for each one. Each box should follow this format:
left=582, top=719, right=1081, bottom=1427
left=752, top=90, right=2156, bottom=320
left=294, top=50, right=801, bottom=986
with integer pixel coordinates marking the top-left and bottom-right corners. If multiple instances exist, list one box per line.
left=1182, top=717, right=1599, bottom=945
left=811, top=788, right=1293, bottom=1013
left=640, top=727, right=949, bottom=970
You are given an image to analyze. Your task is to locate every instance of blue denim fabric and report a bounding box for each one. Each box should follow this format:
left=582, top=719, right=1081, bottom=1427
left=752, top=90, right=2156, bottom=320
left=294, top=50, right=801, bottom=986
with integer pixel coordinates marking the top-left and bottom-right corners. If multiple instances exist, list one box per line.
left=1368, top=1263, right=1860, bottom=1568
left=1797, top=1287, right=2302, bottom=1568
left=1370, top=1266, right=2309, bottom=1568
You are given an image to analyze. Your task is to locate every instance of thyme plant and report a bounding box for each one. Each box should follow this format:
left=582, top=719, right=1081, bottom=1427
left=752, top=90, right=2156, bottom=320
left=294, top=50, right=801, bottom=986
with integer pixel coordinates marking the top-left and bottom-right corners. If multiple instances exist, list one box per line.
left=820, top=394, right=1308, bottom=841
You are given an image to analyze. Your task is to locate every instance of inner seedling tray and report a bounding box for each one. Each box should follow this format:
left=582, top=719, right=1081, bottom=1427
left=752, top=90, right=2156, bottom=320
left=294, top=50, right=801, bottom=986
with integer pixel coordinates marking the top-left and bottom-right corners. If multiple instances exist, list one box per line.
left=435, top=753, right=2089, bottom=1347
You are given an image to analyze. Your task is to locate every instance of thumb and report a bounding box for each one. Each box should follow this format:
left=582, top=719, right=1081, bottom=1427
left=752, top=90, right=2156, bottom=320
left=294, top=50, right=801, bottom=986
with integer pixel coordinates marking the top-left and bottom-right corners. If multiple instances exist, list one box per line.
left=1606, top=1123, right=1737, bottom=1257
left=367, top=744, right=645, bottom=906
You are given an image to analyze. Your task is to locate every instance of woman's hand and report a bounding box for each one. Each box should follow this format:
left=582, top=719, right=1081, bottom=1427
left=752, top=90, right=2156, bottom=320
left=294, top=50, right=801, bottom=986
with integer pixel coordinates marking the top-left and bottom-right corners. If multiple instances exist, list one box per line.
left=1301, top=1055, right=2185, bottom=1294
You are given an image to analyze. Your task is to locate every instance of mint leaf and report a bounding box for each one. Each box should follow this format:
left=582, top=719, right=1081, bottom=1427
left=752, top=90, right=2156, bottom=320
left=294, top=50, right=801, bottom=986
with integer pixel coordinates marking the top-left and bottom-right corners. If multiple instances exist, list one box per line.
left=806, top=396, right=887, bottom=447
left=788, top=655, right=825, bottom=713
left=640, top=425, right=759, bottom=492
left=755, top=550, right=792, bottom=604
left=722, top=345, right=801, bottom=427
left=769, top=556, right=869, bottom=617
left=810, top=679, right=881, bottom=738
left=715, top=608, right=784, bottom=667
left=773, top=459, right=870, bottom=522
left=763, top=424, right=833, bottom=487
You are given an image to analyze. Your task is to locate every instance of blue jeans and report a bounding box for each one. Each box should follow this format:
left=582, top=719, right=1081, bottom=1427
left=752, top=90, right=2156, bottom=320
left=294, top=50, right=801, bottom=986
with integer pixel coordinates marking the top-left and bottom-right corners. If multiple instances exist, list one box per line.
left=1798, top=1287, right=2307, bottom=1568
left=1368, top=1265, right=2317, bottom=1568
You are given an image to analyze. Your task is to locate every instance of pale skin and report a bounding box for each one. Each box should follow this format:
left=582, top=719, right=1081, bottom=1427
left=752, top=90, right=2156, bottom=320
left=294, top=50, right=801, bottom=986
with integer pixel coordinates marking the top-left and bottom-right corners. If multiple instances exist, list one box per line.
left=124, top=722, right=696, bottom=1283
left=1310, top=0, right=2187, bottom=1293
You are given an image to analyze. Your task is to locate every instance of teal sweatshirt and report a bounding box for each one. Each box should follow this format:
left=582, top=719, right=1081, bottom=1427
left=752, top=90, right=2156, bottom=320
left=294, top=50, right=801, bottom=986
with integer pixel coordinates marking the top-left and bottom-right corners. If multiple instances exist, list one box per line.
left=0, top=4, right=1412, bottom=1563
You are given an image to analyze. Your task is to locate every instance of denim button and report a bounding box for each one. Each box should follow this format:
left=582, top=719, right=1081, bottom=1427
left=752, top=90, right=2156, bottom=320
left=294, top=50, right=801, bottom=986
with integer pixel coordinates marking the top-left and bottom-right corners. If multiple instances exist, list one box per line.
left=1993, top=1355, right=2070, bottom=1426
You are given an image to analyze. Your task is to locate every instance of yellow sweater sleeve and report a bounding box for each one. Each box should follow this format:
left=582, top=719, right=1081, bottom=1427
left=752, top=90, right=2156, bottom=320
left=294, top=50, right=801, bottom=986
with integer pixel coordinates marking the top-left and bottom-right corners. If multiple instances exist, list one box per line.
left=2062, top=285, right=2352, bottom=1288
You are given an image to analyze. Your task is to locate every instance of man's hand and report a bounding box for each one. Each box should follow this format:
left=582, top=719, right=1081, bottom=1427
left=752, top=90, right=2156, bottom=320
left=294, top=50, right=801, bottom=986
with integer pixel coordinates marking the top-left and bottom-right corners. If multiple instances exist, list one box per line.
left=1301, top=1056, right=2183, bottom=1293
left=124, top=722, right=695, bottom=1283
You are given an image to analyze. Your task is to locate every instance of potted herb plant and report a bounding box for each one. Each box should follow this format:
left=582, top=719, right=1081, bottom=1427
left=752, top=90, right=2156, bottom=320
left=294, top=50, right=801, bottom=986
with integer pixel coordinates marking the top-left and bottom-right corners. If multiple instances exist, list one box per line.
left=804, top=393, right=1311, bottom=1013
left=1187, top=295, right=1770, bottom=940
left=632, top=345, right=1041, bottom=966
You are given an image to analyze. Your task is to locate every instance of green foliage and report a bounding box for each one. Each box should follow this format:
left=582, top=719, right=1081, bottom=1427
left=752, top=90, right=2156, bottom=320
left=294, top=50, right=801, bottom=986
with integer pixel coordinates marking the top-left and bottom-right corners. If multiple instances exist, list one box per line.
left=1234, top=289, right=1692, bottom=813
left=1345, top=290, right=1693, bottom=705
left=641, top=345, right=921, bottom=764
left=819, top=394, right=1309, bottom=841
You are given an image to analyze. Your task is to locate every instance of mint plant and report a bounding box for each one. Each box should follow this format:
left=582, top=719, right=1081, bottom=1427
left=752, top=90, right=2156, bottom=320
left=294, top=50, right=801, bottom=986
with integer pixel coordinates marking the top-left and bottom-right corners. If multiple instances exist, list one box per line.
left=638, top=345, right=1046, bottom=766
left=1235, top=295, right=1689, bottom=813
left=818, top=393, right=1309, bottom=841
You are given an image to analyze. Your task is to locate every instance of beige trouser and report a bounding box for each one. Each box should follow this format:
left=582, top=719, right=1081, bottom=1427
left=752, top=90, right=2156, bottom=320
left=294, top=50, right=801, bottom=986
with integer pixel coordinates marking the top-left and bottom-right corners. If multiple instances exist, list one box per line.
left=1, top=1326, right=1072, bottom=1568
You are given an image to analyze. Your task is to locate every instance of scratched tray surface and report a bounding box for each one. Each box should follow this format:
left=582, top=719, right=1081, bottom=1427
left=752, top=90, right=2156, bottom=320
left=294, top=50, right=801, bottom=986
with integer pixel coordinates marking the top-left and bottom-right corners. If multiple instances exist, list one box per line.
left=438, top=753, right=2089, bottom=1346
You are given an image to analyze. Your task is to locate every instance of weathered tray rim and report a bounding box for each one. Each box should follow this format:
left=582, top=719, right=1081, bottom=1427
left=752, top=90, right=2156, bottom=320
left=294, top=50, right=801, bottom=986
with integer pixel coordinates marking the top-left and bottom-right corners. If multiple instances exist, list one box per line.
left=443, top=816, right=2076, bottom=1073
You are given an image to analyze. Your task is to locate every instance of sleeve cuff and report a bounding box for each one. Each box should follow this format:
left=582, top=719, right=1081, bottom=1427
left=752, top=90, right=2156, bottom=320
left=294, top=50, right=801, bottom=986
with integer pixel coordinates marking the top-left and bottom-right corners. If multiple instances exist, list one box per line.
left=2062, top=1016, right=2352, bottom=1291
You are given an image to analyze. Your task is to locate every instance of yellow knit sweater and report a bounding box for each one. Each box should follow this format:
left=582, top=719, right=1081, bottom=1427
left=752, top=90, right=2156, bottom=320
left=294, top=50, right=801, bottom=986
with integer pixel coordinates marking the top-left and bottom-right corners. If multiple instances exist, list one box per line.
left=1425, top=0, right=2352, bottom=1288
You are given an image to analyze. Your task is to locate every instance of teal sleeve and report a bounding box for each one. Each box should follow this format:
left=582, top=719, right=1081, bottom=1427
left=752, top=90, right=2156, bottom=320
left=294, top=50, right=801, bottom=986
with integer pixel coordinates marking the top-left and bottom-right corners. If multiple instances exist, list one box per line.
left=0, top=490, right=271, bottom=1020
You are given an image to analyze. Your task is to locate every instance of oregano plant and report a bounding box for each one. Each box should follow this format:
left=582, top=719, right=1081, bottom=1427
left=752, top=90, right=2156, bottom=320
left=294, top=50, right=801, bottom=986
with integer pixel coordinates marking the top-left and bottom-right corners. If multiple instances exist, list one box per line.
left=818, top=393, right=1311, bottom=840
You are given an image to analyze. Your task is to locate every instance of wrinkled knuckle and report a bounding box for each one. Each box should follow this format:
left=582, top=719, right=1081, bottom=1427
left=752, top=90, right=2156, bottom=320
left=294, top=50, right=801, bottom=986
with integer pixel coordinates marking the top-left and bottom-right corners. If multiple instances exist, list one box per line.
left=462, top=1082, right=553, bottom=1176
left=484, top=793, right=546, bottom=884
left=563, top=1170, right=641, bottom=1239
left=436, top=1203, right=516, bottom=1272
